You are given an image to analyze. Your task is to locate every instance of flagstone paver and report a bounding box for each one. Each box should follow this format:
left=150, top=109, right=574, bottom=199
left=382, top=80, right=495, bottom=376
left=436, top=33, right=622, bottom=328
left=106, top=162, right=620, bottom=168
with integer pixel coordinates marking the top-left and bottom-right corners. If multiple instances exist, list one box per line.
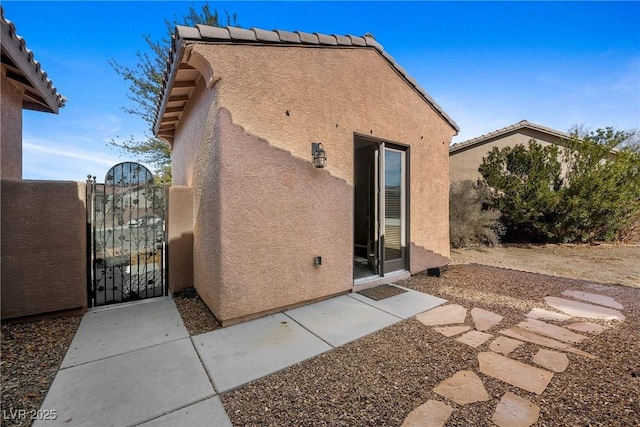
left=561, top=290, right=624, bottom=310
left=478, top=352, right=554, bottom=395
left=499, top=328, right=597, bottom=359
left=433, top=370, right=490, bottom=405
left=491, top=391, right=541, bottom=427
left=401, top=399, right=453, bottom=427
left=516, top=318, right=588, bottom=344
left=489, top=336, right=524, bottom=356
left=416, top=304, right=467, bottom=326
left=470, top=308, right=504, bottom=331
left=566, top=322, right=610, bottom=335
left=544, top=297, right=625, bottom=321
left=433, top=325, right=470, bottom=337
left=533, top=349, right=569, bottom=373
left=455, top=330, right=493, bottom=348
left=525, top=308, right=571, bottom=322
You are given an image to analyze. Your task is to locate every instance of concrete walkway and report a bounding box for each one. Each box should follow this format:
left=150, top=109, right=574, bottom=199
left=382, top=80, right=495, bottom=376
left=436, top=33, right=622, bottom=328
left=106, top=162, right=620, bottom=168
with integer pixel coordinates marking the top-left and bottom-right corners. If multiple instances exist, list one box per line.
left=35, top=287, right=446, bottom=426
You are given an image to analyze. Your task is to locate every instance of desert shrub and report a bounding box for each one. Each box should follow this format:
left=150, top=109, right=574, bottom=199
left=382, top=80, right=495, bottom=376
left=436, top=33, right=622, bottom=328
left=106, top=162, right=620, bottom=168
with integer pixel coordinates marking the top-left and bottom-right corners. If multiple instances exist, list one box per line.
left=449, top=180, right=504, bottom=248
left=479, top=127, right=640, bottom=243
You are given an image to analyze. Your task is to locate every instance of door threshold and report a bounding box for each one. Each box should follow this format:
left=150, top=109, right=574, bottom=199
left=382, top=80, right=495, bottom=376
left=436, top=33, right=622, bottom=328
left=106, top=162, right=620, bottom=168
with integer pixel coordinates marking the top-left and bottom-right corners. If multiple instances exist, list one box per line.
left=352, top=270, right=411, bottom=292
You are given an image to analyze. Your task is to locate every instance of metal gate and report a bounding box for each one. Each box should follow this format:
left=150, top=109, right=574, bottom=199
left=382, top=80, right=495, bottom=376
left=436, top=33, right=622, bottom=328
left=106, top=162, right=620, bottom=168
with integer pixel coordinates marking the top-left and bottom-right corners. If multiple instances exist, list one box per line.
left=86, top=162, right=167, bottom=307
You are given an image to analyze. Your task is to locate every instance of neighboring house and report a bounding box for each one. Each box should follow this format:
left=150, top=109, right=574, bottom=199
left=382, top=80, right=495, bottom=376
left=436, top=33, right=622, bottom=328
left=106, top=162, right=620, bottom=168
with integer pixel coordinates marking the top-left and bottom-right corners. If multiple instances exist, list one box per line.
left=0, top=7, right=65, bottom=179
left=155, top=25, right=459, bottom=325
left=449, top=120, right=569, bottom=183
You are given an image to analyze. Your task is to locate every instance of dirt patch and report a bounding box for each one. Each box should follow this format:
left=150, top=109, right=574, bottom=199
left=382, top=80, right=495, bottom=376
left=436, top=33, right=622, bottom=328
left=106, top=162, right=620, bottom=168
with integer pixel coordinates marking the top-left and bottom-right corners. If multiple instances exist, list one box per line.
left=451, top=243, right=640, bottom=288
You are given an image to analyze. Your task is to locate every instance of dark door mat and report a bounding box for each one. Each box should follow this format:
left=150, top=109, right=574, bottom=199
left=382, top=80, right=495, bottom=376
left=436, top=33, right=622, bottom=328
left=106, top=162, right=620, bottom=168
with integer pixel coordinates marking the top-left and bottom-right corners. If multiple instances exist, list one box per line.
left=357, top=284, right=407, bottom=301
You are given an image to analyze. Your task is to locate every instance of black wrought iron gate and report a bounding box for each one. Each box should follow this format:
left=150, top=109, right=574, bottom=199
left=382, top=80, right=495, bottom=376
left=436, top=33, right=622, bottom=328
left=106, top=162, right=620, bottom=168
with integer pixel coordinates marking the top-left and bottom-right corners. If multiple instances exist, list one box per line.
left=86, top=162, right=168, bottom=307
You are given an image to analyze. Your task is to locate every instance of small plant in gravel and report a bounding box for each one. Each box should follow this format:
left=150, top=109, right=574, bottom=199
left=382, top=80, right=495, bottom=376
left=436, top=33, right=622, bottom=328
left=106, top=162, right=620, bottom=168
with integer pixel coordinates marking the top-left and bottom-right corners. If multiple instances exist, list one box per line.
left=449, top=180, right=504, bottom=248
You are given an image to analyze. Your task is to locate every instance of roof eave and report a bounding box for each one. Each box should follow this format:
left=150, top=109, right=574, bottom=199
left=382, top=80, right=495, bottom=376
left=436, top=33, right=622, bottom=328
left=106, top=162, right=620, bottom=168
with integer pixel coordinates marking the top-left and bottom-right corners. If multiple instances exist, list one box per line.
left=0, top=9, right=64, bottom=113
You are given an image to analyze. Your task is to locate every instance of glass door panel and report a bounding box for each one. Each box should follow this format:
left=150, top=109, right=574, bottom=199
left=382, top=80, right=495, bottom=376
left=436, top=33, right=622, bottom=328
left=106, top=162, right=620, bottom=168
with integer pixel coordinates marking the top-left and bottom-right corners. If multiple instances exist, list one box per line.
left=383, top=148, right=405, bottom=272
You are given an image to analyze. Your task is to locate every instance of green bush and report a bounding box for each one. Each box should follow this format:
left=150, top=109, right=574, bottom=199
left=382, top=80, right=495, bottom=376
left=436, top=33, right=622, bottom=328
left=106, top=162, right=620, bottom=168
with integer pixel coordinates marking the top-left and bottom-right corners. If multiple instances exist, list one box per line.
left=449, top=180, right=504, bottom=248
left=479, top=127, right=640, bottom=243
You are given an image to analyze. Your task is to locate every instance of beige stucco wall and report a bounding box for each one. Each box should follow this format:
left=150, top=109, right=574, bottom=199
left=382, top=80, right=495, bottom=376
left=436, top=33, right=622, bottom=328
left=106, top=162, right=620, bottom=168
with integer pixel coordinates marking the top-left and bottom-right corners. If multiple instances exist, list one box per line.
left=171, top=44, right=455, bottom=324
left=1, top=75, right=23, bottom=179
left=1, top=180, right=87, bottom=319
left=449, top=129, right=563, bottom=183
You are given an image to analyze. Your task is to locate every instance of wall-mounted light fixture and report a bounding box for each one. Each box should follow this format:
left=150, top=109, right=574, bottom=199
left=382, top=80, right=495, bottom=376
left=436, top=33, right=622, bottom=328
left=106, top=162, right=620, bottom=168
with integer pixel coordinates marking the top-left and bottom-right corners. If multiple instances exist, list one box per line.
left=311, top=142, right=327, bottom=168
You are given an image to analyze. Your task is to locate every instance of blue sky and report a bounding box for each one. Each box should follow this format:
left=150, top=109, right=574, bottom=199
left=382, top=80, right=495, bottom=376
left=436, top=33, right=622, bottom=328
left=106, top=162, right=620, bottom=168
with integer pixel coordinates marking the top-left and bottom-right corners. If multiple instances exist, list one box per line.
left=3, top=1, right=639, bottom=181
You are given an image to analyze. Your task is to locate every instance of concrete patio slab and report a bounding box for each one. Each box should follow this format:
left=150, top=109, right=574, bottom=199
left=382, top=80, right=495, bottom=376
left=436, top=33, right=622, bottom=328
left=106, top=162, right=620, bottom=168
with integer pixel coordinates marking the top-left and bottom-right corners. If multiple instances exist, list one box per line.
left=193, top=313, right=332, bottom=393
left=544, top=296, right=625, bottom=321
left=349, top=286, right=447, bottom=319
left=561, top=290, right=624, bottom=310
left=491, top=391, right=540, bottom=427
left=60, top=298, right=188, bottom=368
left=34, top=338, right=214, bottom=427
left=285, top=295, right=401, bottom=347
left=415, top=304, right=467, bottom=326
left=139, top=397, right=232, bottom=427
left=516, top=318, right=589, bottom=344
left=433, top=370, right=490, bottom=405
left=478, top=352, right=553, bottom=395
left=402, top=399, right=453, bottom=427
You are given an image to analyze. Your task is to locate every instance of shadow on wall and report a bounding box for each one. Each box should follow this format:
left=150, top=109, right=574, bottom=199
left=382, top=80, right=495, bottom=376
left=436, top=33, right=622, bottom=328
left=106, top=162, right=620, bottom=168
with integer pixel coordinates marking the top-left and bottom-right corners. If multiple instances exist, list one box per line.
left=192, top=108, right=353, bottom=324
left=409, top=242, right=450, bottom=275
left=1, top=180, right=87, bottom=320
left=168, top=232, right=194, bottom=293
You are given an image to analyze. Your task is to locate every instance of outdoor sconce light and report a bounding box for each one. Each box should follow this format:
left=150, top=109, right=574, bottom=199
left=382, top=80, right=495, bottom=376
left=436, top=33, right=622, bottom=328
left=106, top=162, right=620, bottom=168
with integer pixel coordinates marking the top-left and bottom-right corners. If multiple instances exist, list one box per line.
left=311, top=142, right=327, bottom=168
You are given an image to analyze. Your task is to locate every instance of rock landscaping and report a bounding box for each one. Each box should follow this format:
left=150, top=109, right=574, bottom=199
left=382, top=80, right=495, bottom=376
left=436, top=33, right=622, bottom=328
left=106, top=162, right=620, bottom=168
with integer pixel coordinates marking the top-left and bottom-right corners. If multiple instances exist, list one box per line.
left=221, top=264, right=639, bottom=426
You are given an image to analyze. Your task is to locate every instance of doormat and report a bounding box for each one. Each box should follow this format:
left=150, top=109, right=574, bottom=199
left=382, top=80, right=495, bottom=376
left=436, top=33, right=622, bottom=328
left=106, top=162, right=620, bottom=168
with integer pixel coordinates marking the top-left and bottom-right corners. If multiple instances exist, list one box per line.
left=357, top=284, right=407, bottom=301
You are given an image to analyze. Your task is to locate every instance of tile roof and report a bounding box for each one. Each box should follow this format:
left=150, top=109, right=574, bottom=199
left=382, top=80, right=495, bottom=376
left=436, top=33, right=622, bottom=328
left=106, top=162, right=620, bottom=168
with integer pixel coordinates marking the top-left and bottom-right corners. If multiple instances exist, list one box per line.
left=449, top=120, right=569, bottom=154
left=0, top=7, right=65, bottom=113
left=155, top=25, right=459, bottom=141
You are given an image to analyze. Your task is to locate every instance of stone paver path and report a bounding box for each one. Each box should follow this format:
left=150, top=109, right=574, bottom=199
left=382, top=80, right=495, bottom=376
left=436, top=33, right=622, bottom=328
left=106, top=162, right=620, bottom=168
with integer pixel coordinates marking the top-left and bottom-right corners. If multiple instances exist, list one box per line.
left=416, top=304, right=467, bottom=326
left=561, top=290, right=624, bottom=310
left=532, top=349, right=569, bottom=373
left=455, top=330, right=493, bottom=348
left=433, top=325, right=470, bottom=337
left=478, top=351, right=554, bottom=395
left=470, top=307, right=504, bottom=331
left=401, top=400, right=453, bottom=427
left=433, top=371, right=489, bottom=405
left=526, top=307, right=572, bottom=322
left=489, top=336, right=523, bottom=356
left=544, top=296, right=625, bottom=321
left=403, top=289, right=625, bottom=426
left=516, top=318, right=588, bottom=344
left=566, top=321, right=609, bottom=334
left=492, top=391, right=540, bottom=427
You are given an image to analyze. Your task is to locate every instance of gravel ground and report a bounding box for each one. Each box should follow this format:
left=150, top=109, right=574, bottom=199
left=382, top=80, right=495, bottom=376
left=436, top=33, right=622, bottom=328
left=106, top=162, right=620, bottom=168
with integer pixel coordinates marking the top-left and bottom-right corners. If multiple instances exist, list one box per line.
left=2, top=264, right=638, bottom=426
left=220, top=265, right=640, bottom=426
left=1, top=317, right=81, bottom=427
left=173, top=291, right=222, bottom=335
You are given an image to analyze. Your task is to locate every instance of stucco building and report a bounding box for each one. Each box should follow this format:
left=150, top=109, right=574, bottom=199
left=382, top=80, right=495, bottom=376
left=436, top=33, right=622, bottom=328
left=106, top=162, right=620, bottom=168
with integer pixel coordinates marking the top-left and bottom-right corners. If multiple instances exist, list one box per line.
left=449, top=120, right=569, bottom=183
left=155, top=25, right=459, bottom=325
